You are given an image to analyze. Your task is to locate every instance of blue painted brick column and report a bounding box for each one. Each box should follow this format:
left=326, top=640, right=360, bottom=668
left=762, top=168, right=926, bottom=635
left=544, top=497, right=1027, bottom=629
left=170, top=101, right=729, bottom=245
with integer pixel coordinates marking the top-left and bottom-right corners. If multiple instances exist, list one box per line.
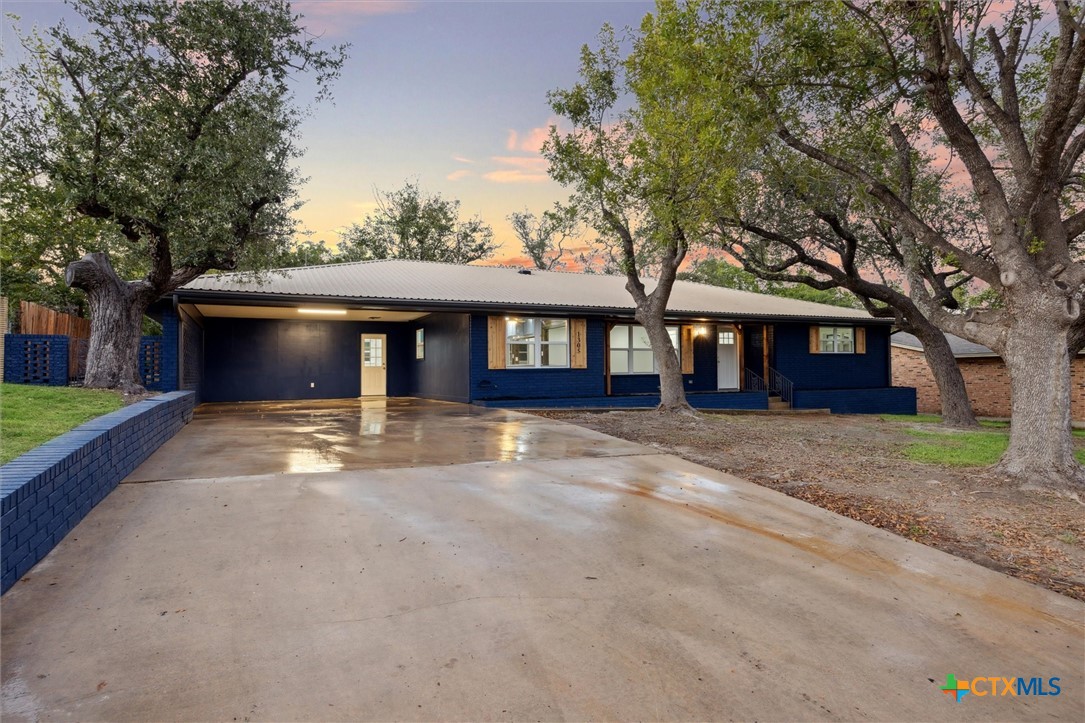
left=0, top=391, right=195, bottom=593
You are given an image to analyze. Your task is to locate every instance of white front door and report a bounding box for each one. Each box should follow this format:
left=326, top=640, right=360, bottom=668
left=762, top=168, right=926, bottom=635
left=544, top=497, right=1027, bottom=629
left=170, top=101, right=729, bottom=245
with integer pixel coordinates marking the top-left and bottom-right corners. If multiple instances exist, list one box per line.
left=717, top=326, right=739, bottom=389
left=361, top=334, right=387, bottom=396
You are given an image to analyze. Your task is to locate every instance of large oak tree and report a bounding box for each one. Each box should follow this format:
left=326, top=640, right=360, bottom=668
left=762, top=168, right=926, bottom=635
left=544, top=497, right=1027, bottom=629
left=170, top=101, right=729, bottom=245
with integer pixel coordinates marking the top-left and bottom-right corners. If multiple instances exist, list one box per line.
left=544, top=28, right=739, bottom=412
left=634, top=0, right=1084, bottom=486
left=1, top=0, right=345, bottom=391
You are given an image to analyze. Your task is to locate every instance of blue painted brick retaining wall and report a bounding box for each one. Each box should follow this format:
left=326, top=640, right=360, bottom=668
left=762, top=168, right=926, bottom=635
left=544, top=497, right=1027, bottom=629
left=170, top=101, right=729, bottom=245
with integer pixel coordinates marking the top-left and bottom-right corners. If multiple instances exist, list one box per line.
left=3, top=335, right=69, bottom=386
left=0, top=391, right=195, bottom=593
left=792, top=387, right=917, bottom=415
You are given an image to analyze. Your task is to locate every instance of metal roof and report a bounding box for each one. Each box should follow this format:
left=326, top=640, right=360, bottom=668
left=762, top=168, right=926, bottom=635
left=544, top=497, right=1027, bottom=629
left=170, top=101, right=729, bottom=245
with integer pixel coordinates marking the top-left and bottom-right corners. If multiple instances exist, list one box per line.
left=180, top=259, right=877, bottom=321
left=891, top=331, right=998, bottom=358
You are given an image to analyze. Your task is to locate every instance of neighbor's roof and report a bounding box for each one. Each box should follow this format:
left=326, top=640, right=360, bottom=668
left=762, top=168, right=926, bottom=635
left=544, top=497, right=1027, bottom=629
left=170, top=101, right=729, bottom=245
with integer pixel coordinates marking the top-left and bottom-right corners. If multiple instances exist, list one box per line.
left=892, top=331, right=997, bottom=358
left=180, top=259, right=875, bottom=321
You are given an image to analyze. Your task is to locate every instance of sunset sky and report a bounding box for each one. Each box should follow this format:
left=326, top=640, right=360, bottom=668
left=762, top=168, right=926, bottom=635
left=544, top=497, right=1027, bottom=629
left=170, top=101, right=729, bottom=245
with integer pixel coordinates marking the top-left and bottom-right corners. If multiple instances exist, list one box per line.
left=5, top=0, right=656, bottom=265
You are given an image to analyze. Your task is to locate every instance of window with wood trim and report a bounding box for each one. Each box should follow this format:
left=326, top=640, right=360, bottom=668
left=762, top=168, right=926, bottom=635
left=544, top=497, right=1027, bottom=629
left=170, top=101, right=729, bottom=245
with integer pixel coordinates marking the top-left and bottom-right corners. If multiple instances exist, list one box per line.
left=809, top=325, right=866, bottom=354
left=505, top=318, right=569, bottom=368
left=609, top=324, right=680, bottom=374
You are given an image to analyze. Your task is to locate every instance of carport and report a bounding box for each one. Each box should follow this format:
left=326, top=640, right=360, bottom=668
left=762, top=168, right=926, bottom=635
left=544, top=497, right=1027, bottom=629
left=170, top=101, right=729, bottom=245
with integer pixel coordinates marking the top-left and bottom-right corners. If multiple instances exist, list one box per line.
left=176, top=302, right=468, bottom=403
left=2, top=399, right=1081, bottom=720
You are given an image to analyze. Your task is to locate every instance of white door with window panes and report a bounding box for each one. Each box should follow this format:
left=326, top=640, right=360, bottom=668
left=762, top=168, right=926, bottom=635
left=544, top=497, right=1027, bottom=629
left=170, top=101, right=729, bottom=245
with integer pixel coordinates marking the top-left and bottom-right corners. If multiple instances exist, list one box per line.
left=717, top=327, right=739, bottom=389
left=361, top=334, right=387, bottom=396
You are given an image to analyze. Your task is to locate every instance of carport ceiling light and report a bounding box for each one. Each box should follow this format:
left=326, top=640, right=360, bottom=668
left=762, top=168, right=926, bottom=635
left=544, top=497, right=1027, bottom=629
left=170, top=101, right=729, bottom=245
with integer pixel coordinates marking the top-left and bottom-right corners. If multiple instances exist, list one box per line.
left=298, top=308, right=347, bottom=315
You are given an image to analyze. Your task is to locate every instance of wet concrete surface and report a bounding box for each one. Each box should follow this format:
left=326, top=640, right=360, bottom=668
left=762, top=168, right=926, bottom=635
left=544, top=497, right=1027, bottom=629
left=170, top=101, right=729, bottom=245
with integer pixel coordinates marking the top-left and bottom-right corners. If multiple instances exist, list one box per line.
left=2, top=401, right=1083, bottom=721
left=126, top=398, right=652, bottom=482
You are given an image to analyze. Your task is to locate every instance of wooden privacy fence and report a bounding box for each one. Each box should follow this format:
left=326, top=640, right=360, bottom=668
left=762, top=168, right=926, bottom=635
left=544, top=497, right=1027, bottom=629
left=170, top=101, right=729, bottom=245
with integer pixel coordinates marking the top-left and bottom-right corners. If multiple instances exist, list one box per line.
left=19, top=301, right=91, bottom=381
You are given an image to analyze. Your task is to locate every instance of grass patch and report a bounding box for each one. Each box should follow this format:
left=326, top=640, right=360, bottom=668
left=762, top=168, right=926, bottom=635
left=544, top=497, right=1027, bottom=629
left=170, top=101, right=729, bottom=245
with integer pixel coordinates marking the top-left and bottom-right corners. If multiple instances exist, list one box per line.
left=899, top=425, right=1085, bottom=467
left=879, top=413, right=1014, bottom=429
left=902, top=428, right=1009, bottom=466
left=0, top=384, right=124, bottom=464
left=880, top=413, right=943, bottom=424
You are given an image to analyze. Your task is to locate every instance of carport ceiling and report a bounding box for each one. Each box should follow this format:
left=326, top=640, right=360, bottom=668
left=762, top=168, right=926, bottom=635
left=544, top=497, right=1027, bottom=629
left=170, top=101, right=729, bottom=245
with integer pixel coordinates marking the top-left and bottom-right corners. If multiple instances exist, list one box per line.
left=192, top=303, right=428, bottom=322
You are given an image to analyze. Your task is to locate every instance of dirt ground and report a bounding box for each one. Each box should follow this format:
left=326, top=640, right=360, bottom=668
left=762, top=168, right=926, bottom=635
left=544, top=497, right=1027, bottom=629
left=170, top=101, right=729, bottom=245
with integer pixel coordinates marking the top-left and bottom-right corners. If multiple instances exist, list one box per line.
left=529, top=409, right=1085, bottom=601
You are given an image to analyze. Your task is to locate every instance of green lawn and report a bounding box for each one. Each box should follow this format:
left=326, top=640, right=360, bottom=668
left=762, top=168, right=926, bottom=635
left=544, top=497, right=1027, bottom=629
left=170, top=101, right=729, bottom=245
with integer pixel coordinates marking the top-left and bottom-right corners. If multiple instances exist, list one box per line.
left=880, top=414, right=1085, bottom=466
left=879, top=413, right=1011, bottom=429
left=0, top=384, right=124, bottom=464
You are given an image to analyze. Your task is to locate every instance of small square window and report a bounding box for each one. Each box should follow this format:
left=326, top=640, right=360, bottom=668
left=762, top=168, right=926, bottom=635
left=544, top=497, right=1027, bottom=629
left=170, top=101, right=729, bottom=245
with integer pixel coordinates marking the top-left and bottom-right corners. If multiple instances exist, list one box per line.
left=718, top=331, right=735, bottom=345
left=818, top=326, right=856, bottom=353
left=507, top=343, right=535, bottom=367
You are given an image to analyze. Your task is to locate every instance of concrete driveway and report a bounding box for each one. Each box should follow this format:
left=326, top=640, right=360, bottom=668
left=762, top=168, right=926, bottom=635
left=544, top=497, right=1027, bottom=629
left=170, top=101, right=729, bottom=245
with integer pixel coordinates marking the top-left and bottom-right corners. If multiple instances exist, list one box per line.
left=2, top=399, right=1082, bottom=721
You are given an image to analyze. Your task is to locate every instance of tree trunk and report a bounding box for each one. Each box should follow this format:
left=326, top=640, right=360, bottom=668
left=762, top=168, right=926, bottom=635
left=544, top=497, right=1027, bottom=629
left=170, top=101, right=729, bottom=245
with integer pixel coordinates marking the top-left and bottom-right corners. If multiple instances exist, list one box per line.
left=997, top=310, right=1084, bottom=488
left=635, top=304, right=693, bottom=414
left=906, top=321, right=978, bottom=428
left=66, top=252, right=149, bottom=393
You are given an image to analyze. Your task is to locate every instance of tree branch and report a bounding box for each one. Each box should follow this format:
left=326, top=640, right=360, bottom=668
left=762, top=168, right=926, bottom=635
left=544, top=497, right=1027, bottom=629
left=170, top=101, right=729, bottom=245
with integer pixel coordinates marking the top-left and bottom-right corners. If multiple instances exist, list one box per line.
left=757, top=96, right=1000, bottom=284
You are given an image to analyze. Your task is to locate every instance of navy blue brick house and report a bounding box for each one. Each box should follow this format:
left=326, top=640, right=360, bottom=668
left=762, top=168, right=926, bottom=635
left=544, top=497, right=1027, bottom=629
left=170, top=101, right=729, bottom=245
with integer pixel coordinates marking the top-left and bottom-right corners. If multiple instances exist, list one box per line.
left=154, top=259, right=914, bottom=414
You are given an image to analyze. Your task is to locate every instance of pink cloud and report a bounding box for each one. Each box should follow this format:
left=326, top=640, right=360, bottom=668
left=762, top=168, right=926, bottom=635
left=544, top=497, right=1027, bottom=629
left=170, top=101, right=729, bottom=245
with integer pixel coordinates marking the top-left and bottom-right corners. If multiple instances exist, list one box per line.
left=483, top=123, right=561, bottom=184
left=481, top=254, right=533, bottom=268
left=296, top=0, right=415, bottom=17
left=452, top=155, right=475, bottom=164
left=482, top=169, right=549, bottom=184
left=515, top=125, right=551, bottom=154
left=490, top=156, right=548, bottom=172
left=295, top=1, right=416, bottom=36
left=446, top=169, right=472, bottom=181
left=482, top=155, right=550, bottom=183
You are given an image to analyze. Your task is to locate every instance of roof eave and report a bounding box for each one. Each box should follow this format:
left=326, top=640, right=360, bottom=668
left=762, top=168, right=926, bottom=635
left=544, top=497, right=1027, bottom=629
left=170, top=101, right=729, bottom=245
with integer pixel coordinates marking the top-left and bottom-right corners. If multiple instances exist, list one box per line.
left=173, top=289, right=887, bottom=324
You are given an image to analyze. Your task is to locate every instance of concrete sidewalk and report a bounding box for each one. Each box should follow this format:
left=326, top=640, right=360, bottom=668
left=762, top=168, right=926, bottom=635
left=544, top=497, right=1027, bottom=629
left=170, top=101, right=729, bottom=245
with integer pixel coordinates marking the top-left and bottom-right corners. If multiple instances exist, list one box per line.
left=2, top=401, right=1082, bottom=720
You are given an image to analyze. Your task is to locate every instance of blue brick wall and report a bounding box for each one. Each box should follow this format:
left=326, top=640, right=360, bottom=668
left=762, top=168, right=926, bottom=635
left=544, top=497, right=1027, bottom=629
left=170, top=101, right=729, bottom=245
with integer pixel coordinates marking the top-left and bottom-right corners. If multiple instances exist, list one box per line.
left=142, top=303, right=180, bottom=393
left=470, top=315, right=607, bottom=401
left=0, top=391, right=195, bottom=594
left=3, top=335, right=69, bottom=386
left=140, top=336, right=165, bottom=390
left=470, top=317, right=736, bottom=401
left=179, top=308, right=204, bottom=402
left=792, top=387, right=917, bottom=414
left=138, top=335, right=178, bottom=392
left=476, top=391, right=769, bottom=410
left=159, top=307, right=179, bottom=392
left=773, top=323, right=892, bottom=390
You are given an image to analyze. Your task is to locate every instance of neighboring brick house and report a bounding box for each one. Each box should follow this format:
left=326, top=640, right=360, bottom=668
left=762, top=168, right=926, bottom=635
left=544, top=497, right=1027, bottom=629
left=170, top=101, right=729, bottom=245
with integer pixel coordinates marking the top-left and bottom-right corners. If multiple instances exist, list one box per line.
left=891, top=332, right=1085, bottom=421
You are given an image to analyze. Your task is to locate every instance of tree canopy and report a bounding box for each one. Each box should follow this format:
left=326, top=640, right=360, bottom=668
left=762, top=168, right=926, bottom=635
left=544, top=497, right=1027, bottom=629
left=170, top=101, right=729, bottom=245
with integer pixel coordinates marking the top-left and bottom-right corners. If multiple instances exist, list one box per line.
left=0, top=0, right=346, bottom=389
left=544, top=26, right=744, bottom=411
left=337, top=182, right=496, bottom=265
left=508, top=205, right=580, bottom=270
left=679, top=258, right=861, bottom=308
left=630, top=0, right=1084, bottom=483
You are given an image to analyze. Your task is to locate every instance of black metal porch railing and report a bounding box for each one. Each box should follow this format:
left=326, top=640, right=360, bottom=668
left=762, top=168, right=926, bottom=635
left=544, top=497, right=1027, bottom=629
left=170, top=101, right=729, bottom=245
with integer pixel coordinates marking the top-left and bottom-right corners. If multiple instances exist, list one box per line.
left=767, top=367, right=794, bottom=404
left=744, top=369, right=767, bottom=392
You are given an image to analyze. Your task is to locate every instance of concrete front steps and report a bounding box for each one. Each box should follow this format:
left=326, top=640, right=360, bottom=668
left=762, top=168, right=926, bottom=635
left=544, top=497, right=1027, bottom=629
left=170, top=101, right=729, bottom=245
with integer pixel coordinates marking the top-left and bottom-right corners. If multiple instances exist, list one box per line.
left=768, top=395, right=792, bottom=411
